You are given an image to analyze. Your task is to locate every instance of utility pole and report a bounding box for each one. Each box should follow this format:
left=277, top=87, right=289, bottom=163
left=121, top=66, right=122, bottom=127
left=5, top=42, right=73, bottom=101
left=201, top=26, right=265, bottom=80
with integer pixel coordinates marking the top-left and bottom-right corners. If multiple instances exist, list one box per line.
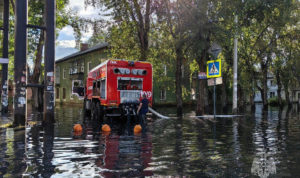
left=13, top=0, right=27, bottom=126
left=43, top=0, right=55, bottom=123
left=1, top=0, right=9, bottom=113
left=232, top=15, right=238, bottom=114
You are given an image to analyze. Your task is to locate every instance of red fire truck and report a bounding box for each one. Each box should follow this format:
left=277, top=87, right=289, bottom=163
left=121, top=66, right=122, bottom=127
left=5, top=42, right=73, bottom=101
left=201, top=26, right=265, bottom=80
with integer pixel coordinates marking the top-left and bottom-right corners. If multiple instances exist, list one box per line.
left=84, top=59, right=152, bottom=123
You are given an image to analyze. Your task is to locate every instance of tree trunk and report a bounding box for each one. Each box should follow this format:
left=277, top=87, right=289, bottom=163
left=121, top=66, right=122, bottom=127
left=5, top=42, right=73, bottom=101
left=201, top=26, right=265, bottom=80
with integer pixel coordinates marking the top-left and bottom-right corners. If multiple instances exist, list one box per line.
left=275, top=71, right=283, bottom=106
left=175, top=47, right=183, bottom=116
left=137, top=28, right=148, bottom=61
left=250, top=89, right=255, bottom=111
left=221, top=72, right=228, bottom=112
left=30, top=30, right=45, bottom=110
left=261, top=62, right=268, bottom=109
left=133, top=0, right=150, bottom=61
left=238, top=84, right=244, bottom=112
left=284, top=85, right=291, bottom=105
left=196, top=49, right=208, bottom=116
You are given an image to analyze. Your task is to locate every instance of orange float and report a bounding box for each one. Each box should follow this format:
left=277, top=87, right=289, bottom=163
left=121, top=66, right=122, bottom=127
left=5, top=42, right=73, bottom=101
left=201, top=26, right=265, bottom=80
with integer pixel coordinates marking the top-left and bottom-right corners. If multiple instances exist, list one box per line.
left=73, top=124, right=83, bottom=132
left=134, top=124, right=142, bottom=133
left=102, top=124, right=111, bottom=132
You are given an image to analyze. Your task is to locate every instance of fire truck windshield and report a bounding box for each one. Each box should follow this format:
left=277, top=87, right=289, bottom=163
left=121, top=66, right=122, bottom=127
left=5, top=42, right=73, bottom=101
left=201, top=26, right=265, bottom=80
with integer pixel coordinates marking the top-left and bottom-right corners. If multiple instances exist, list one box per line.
left=117, top=77, right=143, bottom=90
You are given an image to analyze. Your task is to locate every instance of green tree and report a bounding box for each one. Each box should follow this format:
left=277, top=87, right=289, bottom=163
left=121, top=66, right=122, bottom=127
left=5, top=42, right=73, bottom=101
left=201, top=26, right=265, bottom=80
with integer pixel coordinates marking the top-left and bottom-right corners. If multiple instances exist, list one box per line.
left=84, top=0, right=152, bottom=61
left=155, top=0, right=198, bottom=116
left=239, top=0, right=295, bottom=108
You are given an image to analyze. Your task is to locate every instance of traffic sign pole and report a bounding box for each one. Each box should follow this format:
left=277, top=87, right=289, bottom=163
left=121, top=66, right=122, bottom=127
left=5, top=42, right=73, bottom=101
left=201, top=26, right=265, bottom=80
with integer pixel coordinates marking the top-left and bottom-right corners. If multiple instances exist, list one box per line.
left=208, top=43, right=222, bottom=119
left=214, top=77, right=216, bottom=119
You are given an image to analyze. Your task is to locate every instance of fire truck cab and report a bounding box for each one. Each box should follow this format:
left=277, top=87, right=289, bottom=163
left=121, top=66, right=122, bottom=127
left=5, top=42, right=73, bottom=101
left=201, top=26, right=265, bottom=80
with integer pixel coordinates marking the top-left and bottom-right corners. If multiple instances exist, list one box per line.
left=84, top=59, right=152, bottom=123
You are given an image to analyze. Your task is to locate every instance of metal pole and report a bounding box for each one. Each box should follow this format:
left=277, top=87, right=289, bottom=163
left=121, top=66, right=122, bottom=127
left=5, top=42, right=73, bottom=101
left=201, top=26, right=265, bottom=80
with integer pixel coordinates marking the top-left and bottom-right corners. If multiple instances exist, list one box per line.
left=1, top=0, right=9, bottom=113
left=44, top=0, right=56, bottom=122
left=13, top=0, right=27, bottom=126
left=233, top=15, right=238, bottom=114
left=214, top=78, right=216, bottom=119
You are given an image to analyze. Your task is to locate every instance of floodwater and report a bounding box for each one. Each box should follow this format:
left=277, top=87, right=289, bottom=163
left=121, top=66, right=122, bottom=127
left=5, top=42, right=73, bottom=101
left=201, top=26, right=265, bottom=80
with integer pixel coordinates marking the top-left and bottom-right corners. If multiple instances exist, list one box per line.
left=0, top=104, right=300, bottom=177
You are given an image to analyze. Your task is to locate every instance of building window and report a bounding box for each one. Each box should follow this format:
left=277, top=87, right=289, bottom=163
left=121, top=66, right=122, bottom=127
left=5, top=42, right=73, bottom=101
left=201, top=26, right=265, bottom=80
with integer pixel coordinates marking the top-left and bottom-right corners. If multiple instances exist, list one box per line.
left=80, top=63, right=84, bottom=73
left=55, top=66, right=60, bottom=84
left=270, top=80, right=275, bottom=86
left=87, top=62, right=92, bottom=72
left=63, top=88, right=66, bottom=99
left=72, top=80, right=84, bottom=99
left=163, top=65, right=167, bottom=76
left=160, top=89, right=166, bottom=100
left=270, top=92, right=275, bottom=98
left=298, top=93, right=300, bottom=100
left=56, top=88, right=59, bottom=99
left=63, top=68, right=67, bottom=79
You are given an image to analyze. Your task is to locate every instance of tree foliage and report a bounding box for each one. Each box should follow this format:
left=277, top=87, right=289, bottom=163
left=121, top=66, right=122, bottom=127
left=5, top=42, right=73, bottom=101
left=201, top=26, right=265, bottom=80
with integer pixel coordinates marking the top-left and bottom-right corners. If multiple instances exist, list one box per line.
left=85, top=0, right=153, bottom=61
left=81, top=0, right=299, bottom=111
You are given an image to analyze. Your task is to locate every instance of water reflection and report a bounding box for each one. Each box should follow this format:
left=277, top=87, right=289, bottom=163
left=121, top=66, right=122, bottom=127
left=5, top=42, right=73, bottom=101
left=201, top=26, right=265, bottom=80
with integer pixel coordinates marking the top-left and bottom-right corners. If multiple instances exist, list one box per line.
left=251, top=107, right=277, bottom=178
left=0, top=104, right=300, bottom=177
left=0, top=127, right=26, bottom=177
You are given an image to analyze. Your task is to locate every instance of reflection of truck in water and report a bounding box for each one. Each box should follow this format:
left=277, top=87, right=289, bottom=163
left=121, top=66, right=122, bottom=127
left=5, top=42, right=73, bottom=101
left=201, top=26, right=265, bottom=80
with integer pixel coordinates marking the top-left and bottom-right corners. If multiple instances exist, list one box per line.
left=96, top=134, right=153, bottom=177
left=83, top=59, right=152, bottom=123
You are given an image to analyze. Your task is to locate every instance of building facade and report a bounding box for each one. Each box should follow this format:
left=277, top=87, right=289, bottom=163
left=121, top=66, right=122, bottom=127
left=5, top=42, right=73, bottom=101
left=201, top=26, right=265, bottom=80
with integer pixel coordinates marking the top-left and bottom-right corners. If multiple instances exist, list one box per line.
left=55, top=43, right=109, bottom=104
left=254, top=73, right=300, bottom=103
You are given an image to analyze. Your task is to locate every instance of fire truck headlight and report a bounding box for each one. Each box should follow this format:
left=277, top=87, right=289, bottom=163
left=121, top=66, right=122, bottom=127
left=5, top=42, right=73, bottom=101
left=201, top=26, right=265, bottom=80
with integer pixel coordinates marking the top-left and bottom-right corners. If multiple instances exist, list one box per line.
left=120, top=68, right=125, bottom=74
left=125, top=69, right=130, bottom=74
left=132, top=69, right=137, bottom=75
left=138, top=70, right=143, bottom=75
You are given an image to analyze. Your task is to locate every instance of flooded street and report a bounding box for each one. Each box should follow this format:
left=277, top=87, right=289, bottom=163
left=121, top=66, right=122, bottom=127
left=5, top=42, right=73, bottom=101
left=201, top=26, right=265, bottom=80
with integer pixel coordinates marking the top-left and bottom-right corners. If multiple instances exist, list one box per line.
left=1, top=104, right=300, bottom=177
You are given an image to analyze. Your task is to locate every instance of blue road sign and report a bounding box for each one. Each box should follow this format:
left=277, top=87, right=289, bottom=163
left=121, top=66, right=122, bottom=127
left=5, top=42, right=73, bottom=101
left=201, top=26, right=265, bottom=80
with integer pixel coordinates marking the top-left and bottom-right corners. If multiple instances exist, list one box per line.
left=207, top=59, right=221, bottom=78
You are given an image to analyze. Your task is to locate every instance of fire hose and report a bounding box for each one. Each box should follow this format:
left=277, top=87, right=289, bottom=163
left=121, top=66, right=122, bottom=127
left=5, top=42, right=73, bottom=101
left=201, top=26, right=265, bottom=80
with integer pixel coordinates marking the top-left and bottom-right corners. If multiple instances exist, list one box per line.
left=148, top=107, right=172, bottom=119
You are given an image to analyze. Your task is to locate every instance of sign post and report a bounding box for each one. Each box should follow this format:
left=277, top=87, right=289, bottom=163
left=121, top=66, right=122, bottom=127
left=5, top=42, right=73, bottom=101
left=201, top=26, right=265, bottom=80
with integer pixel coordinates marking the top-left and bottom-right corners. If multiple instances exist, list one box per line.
left=208, top=43, right=222, bottom=119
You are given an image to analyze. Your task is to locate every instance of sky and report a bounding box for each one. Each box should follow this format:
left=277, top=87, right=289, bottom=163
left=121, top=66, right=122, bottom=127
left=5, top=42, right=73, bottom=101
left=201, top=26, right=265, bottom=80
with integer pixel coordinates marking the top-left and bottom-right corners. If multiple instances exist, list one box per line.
left=55, top=0, right=100, bottom=60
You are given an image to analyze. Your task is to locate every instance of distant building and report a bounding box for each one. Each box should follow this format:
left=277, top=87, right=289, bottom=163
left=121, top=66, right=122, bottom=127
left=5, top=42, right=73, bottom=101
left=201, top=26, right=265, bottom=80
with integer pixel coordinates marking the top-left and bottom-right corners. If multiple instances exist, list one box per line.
left=55, top=43, right=109, bottom=104
left=254, top=73, right=300, bottom=103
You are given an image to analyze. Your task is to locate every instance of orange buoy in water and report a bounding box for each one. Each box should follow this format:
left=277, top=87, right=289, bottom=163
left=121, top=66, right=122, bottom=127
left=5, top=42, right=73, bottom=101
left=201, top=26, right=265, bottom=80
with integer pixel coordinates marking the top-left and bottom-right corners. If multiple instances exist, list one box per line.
left=73, top=124, right=83, bottom=132
left=134, top=124, right=142, bottom=133
left=102, top=124, right=111, bottom=132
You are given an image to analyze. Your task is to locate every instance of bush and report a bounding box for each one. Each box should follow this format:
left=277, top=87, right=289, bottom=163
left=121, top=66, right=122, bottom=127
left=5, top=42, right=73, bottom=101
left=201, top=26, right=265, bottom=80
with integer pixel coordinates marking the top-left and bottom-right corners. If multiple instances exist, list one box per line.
left=268, top=97, right=278, bottom=106
left=268, top=97, right=286, bottom=106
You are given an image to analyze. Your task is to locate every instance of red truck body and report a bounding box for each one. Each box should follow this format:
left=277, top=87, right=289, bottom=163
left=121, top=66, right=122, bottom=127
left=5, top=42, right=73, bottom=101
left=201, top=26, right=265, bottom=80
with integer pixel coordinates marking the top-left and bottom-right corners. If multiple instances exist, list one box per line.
left=84, top=59, right=153, bottom=124
left=85, top=59, right=153, bottom=107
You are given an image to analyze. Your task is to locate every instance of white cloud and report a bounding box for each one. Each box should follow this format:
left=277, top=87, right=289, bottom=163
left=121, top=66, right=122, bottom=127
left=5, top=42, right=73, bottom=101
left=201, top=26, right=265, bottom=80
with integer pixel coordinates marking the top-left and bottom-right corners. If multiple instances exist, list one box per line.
left=60, top=26, right=75, bottom=34
left=67, top=0, right=100, bottom=19
left=58, top=40, right=76, bottom=48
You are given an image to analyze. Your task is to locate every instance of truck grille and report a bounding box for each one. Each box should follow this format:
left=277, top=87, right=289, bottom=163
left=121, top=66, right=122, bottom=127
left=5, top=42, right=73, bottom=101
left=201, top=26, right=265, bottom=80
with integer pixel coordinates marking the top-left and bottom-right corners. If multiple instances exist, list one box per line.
left=120, top=90, right=141, bottom=103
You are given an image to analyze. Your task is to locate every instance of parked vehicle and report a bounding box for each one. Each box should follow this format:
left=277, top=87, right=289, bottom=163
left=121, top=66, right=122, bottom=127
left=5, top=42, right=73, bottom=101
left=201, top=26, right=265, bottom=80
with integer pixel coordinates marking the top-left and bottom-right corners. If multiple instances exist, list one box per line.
left=84, top=59, right=152, bottom=124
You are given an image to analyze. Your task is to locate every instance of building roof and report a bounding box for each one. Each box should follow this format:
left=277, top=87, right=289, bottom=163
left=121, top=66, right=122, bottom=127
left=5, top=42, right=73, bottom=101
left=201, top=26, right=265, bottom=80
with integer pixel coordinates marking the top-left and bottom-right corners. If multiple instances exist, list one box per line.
left=55, top=42, right=109, bottom=64
left=90, top=60, right=109, bottom=73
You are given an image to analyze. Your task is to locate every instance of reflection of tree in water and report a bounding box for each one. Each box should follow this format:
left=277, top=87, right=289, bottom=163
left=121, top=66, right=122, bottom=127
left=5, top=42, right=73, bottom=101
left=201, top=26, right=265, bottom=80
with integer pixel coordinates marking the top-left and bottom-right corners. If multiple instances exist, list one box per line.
left=251, top=106, right=281, bottom=178
left=0, top=127, right=26, bottom=177
left=23, top=117, right=55, bottom=177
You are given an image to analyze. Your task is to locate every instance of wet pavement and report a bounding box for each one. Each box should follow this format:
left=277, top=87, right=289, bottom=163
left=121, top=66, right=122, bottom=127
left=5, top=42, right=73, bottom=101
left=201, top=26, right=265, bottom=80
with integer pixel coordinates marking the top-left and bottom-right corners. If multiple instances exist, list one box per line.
left=0, top=104, right=300, bottom=177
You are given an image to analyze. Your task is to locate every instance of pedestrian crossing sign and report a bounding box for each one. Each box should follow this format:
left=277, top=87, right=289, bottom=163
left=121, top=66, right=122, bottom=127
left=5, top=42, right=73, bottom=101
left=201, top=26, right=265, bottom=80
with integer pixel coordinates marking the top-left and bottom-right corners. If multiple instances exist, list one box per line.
left=207, top=59, right=221, bottom=78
